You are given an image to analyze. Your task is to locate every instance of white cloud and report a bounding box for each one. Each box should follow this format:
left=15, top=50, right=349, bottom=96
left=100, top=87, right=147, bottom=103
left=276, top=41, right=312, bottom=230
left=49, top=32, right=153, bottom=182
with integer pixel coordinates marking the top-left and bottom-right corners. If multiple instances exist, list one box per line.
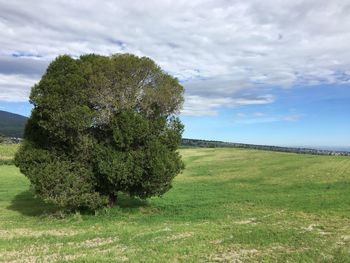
left=234, top=111, right=304, bottom=124
left=182, top=94, right=274, bottom=116
left=283, top=114, right=303, bottom=122
left=0, top=0, right=350, bottom=115
left=253, top=112, right=265, bottom=117
left=236, top=112, right=246, bottom=118
left=234, top=95, right=274, bottom=106
left=0, top=74, right=37, bottom=101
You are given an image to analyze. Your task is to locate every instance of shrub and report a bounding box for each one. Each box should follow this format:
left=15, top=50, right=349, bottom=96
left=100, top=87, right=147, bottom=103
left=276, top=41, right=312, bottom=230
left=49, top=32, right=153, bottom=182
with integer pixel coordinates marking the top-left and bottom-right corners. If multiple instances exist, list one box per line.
left=15, top=53, right=184, bottom=210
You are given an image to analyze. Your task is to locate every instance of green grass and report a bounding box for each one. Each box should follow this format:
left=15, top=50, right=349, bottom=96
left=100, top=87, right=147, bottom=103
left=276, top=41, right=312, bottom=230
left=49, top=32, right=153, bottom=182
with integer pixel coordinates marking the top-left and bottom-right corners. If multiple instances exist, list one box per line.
left=0, top=144, right=19, bottom=164
left=0, top=147, right=349, bottom=262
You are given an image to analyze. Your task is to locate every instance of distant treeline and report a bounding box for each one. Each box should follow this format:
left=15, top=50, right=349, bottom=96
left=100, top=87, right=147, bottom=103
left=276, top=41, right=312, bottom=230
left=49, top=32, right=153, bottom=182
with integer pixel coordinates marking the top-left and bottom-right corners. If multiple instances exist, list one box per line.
left=2, top=135, right=349, bottom=156
left=181, top=138, right=350, bottom=156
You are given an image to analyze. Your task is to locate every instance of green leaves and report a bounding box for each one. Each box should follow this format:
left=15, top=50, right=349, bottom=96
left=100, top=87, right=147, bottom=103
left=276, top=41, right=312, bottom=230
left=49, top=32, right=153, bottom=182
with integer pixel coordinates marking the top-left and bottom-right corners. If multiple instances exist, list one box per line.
left=15, top=53, right=184, bottom=210
left=112, top=110, right=150, bottom=150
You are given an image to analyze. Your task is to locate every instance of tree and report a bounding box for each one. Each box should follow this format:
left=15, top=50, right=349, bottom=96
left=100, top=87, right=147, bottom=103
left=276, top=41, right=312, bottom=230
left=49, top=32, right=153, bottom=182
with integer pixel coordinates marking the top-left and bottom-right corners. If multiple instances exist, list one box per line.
left=15, top=53, right=184, bottom=210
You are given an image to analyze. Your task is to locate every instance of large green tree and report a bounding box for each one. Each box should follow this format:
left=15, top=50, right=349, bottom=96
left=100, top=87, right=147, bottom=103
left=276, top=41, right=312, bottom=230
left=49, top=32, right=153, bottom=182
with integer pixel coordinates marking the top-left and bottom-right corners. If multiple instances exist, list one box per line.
left=15, top=53, right=184, bottom=210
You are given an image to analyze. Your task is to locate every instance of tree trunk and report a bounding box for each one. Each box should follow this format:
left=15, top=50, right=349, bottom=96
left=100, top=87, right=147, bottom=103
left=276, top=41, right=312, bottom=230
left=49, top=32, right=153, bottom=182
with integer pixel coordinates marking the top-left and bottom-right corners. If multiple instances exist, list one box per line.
left=108, top=193, right=117, bottom=207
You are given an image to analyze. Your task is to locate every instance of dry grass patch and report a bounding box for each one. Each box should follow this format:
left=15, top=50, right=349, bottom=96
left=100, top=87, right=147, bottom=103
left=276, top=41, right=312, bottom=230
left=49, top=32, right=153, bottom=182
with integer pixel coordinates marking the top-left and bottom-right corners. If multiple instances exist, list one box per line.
left=0, top=236, right=125, bottom=263
left=0, top=228, right=79, bottom=240
left=207, top=247, right=259, bottom=262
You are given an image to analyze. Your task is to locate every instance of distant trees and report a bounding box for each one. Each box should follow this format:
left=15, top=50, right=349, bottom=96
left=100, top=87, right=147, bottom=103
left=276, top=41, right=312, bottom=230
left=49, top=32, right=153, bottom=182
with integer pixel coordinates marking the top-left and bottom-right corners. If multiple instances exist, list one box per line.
left=181, top=139, right=350, bottom=156
left=15, top=54, right=184, bottom=210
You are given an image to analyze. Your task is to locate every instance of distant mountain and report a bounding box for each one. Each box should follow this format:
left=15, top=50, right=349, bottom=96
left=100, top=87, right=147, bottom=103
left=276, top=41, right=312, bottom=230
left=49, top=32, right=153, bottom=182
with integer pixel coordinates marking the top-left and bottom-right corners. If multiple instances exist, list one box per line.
left=0, top=110, right=28, bottom=138
left=181, top=138, right=350, bottom=156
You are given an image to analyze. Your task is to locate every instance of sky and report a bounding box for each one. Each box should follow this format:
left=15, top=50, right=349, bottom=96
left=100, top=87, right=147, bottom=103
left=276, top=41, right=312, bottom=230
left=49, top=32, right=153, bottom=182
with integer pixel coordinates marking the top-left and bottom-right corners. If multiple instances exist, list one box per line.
left=1, top=0, right=350, bottom=147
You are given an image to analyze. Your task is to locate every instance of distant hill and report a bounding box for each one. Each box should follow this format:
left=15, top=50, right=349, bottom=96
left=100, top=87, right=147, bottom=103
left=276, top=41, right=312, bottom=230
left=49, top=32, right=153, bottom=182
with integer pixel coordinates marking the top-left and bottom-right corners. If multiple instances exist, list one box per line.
left=181, top=138, right=350, bottom=156
left=0, top=110, right=27, bottom=138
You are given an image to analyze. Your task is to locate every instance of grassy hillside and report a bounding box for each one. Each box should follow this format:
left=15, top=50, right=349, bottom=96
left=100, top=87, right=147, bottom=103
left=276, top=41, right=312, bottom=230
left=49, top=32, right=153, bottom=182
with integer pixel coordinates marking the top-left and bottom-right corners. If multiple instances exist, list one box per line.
left=0, top=147, right=349, bottom=262
left=0, top=110, right=27, bottom=138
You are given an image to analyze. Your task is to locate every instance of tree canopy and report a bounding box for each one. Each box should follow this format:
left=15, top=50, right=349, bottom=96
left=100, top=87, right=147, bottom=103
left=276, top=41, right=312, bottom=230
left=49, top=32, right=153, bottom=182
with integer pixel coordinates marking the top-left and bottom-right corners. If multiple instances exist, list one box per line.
left=15, top=53, right=184, bottom=210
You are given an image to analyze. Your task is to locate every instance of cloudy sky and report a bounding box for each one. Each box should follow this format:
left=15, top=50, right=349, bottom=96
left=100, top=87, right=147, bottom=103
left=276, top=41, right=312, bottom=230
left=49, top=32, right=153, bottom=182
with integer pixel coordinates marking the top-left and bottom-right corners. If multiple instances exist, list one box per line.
left=1, top=0, right=350, bottom=147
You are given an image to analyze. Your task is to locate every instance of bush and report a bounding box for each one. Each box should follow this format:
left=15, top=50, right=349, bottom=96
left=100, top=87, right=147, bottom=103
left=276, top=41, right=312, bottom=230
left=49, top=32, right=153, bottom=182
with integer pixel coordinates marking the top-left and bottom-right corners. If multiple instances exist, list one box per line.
left=15, top=53, right=184, bottom=210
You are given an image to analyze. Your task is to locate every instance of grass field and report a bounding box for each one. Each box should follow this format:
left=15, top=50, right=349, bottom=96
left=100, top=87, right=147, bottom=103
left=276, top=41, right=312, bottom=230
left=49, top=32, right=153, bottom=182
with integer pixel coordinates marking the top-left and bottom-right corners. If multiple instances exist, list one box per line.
left=0, top=144, right=18, bottom=164
left=0, top=146, right=349, bottom=262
